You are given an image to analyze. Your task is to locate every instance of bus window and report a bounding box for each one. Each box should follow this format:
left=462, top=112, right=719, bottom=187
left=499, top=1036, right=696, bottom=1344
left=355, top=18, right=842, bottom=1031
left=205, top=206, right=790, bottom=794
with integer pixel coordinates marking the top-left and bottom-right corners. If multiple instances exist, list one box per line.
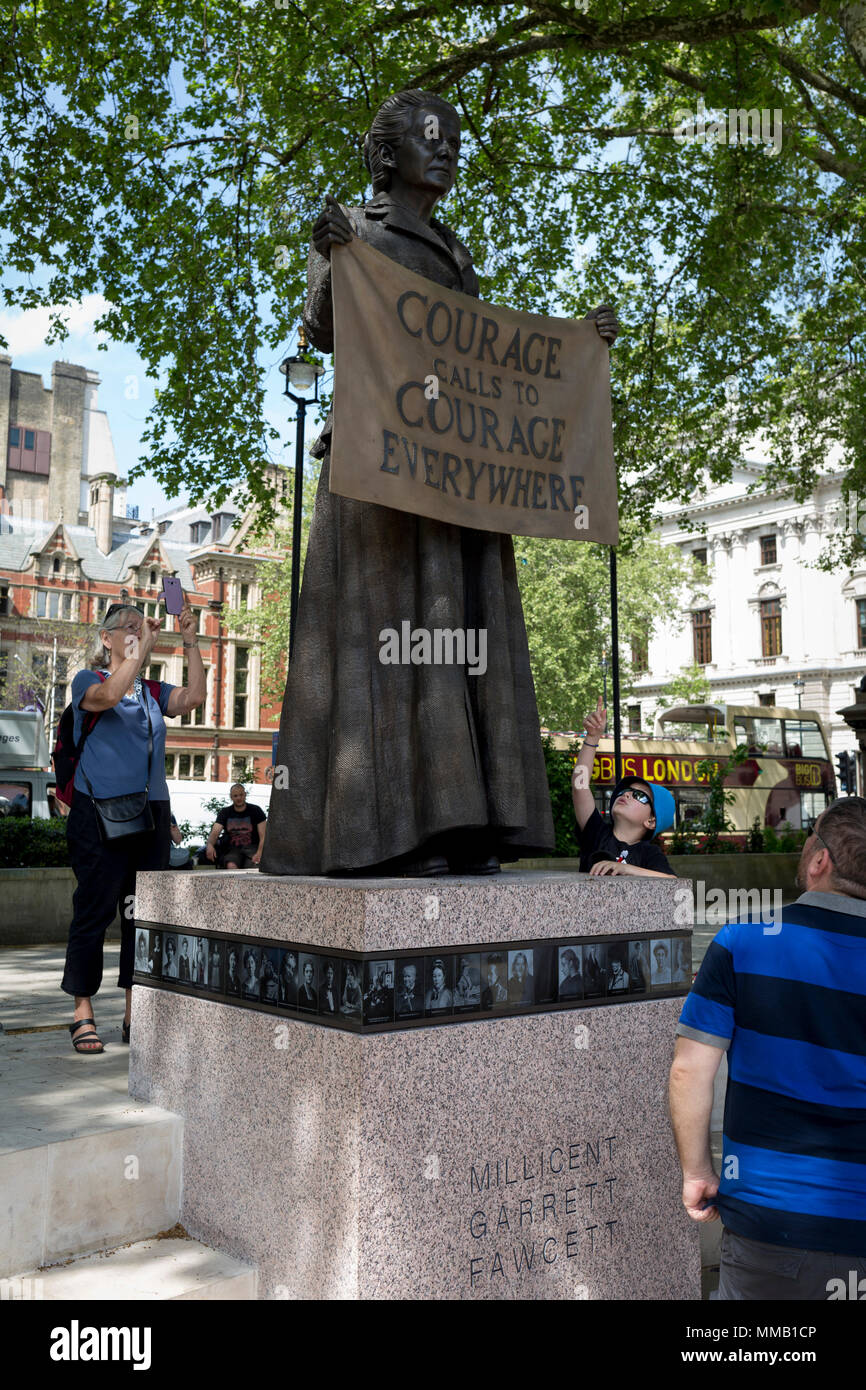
left=0, top=782, right=32, bottom=816
left=751, top=718, right=784, bottom=755
left=783, top=720, right=826, bottom=759
left=800, top=791, right=830, bottom=831
left=675, top=788, right=708, bottom=827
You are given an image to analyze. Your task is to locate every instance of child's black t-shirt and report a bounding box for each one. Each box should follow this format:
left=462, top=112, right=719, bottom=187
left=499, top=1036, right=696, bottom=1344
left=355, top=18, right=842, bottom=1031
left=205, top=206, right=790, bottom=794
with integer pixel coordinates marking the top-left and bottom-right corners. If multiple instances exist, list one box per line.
left=578, top=809, right=676, bottom=874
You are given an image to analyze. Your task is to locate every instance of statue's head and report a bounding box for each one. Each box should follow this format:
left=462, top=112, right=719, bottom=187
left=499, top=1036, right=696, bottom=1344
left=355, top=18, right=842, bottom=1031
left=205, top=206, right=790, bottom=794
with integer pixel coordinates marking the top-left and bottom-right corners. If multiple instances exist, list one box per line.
left=364, top=88, right=460, bottom=199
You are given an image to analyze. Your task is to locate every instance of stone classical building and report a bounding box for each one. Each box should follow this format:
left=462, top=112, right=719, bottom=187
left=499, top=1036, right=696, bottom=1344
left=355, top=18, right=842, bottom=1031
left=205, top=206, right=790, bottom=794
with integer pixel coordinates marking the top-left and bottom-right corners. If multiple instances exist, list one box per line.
left=630, top=462, right=865, bottom=790
left=0, top=357, right=286, bottom=784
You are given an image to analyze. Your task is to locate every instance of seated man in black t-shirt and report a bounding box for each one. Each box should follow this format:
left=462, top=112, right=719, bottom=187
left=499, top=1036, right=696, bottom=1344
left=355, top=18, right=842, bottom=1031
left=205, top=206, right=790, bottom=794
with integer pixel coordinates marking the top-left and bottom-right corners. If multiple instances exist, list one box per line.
left=572, top=697, right=676, bottom=878
left=205, top=783, right=267, bottom=870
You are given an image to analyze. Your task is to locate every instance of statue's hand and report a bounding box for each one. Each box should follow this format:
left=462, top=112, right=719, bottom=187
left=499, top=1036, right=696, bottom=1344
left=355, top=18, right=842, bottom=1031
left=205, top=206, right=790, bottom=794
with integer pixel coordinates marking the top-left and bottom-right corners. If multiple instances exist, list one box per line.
left=585, top=304, right=619, bottom=346
left=312, top=194, right=353, bottom=260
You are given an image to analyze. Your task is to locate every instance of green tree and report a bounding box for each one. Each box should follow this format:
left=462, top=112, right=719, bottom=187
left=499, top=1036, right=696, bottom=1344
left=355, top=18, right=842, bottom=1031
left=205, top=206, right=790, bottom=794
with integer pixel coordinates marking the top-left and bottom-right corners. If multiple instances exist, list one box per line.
left=514, top=521, right=690, bottom=730
left=1, top=2, right=864, bottom=553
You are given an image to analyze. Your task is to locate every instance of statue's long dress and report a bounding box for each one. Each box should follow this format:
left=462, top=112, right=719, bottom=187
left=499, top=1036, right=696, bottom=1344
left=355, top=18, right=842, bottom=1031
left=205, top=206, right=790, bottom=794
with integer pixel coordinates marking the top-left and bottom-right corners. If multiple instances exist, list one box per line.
left=260, top=192, right=555, bottom=874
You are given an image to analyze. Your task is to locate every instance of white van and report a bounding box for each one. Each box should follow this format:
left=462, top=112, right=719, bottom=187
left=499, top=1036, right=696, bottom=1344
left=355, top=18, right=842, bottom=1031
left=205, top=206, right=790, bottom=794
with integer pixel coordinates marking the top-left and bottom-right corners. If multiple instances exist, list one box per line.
left=0, top=711, right=58, bottom=818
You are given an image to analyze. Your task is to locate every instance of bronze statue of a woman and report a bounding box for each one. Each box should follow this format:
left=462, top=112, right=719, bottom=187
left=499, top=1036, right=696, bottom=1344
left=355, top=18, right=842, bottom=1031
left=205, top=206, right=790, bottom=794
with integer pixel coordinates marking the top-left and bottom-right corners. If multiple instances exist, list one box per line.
left=260, top=89, right=617, bottom=878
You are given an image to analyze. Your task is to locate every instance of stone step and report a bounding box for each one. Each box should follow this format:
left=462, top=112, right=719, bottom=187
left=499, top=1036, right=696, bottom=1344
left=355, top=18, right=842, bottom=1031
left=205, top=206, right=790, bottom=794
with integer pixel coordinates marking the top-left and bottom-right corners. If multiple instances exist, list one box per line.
left=0, top=1031, right=182, bottom=1278
left=6, top=1232, right=257, bottom=1300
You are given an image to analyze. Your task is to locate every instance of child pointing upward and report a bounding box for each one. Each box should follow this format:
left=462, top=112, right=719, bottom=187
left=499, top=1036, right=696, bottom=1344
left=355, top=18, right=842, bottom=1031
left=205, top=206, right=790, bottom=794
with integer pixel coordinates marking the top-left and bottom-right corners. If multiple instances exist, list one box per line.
left=572, top=697, right=677, bottom=878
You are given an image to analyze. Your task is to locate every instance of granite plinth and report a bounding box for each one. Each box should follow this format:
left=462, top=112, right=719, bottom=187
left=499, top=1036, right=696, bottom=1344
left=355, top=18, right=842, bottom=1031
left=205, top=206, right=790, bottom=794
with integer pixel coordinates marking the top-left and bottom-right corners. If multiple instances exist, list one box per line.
left=129, top=871, right=700, bottom=1300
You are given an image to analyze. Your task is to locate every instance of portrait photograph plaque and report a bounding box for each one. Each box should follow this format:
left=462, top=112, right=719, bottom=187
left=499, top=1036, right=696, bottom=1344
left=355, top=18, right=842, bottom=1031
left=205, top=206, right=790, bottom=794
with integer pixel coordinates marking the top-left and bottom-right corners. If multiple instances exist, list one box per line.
left=581, top=942, right=606, bottom=1000
left=207, top=937, right=225, bottom=994
left=319, top=957, right=341, bottom=1017
left=225, top=943, right=242, bottom=998
left=363, top=958, right=395, bottom=1025
left=558, top=946, right=583, bottom=1003
left=395, top=957, right=424, bottom=1019
left=191, top=935, right=209, bottom=989
left=147, top=929, right=162, bottom=980
left=605, top=941, right=630, bottom=995
left=453, top=953, right=481, bottom=1012
left=651, top=938, right=672, bottom=990
left=278, top=949, right=298, bottom=1009
left=340, top=959, right=363, bottom=1021
left=134, top=929, right=150, bottom=976
left=242, top=944, right=261, bottom=1002
left=627, top=939, right=650, bottom=996
left=424, top=955, right=454, bottom=1016
left=481, top=952, right=509, bottom=1010
left=507, top=949, right=534, bottom=1006
left=162, top=932, right=179, bottom=981
left=260, top=947, right=281, bottom=1004
left=297, top=952, right=319, bottom=1012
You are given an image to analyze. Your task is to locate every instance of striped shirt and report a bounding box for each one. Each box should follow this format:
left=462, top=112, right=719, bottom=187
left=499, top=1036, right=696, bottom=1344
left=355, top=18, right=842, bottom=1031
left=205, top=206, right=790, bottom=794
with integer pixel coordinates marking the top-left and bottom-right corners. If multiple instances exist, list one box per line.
left=676, top=891, right=866, bottom=1256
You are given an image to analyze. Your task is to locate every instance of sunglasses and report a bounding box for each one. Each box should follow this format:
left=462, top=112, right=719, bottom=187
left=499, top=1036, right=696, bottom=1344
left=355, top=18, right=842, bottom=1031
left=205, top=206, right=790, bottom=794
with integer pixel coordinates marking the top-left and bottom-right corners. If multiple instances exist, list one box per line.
left=615, top=788, right=652, bottom=806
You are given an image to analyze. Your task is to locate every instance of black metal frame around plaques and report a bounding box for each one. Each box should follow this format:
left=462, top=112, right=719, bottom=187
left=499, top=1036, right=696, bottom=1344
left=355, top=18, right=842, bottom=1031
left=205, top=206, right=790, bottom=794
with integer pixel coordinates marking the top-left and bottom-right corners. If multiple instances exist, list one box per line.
left=132, top=923, right=691, bottom=1035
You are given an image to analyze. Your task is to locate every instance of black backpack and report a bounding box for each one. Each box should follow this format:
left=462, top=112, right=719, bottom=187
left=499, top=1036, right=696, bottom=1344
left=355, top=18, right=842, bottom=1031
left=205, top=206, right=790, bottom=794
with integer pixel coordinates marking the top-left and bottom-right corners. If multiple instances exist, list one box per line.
left=52, top=672, right=161, bottom=807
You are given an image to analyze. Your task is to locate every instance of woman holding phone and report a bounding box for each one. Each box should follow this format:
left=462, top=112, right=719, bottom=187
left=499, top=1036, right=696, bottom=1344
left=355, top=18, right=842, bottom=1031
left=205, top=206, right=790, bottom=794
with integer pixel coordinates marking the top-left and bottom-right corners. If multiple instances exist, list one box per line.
left=62, top=594, right=205, bottom=1054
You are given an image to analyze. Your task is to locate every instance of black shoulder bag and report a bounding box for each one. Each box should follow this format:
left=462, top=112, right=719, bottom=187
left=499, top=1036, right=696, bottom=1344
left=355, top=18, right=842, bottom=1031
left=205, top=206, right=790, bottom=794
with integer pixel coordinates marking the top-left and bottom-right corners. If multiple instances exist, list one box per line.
left=81, top=681, right=156, bottom=842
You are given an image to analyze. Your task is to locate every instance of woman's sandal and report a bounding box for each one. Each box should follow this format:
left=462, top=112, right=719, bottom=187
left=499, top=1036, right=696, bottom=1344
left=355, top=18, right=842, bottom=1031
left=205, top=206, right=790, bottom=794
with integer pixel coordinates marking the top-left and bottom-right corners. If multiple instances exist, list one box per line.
left=69, top=1018, right=105, bottom=1054
left=121, top=1019, right=130, bottom=1044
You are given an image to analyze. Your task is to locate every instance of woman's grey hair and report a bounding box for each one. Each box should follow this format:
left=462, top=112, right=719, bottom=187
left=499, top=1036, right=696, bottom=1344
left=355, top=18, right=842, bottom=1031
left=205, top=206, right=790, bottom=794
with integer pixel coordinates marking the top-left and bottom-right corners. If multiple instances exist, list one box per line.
left=88, top=605, right=144, bottom=667
left=363, top=88, right=458, bottom=195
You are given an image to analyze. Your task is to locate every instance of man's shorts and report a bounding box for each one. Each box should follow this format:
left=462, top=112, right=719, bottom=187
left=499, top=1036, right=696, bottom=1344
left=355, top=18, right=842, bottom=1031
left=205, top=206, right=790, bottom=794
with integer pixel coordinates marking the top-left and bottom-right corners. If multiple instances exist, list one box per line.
left=217, top=847, right=257, bottom=869
left=718, top=1227, right=866, bottom=1300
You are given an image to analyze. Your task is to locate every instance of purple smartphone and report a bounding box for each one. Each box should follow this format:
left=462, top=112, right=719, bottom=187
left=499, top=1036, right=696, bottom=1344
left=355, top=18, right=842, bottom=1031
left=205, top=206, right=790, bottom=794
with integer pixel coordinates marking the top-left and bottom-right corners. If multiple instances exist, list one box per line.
left=162, top=575, right=184, bottom=616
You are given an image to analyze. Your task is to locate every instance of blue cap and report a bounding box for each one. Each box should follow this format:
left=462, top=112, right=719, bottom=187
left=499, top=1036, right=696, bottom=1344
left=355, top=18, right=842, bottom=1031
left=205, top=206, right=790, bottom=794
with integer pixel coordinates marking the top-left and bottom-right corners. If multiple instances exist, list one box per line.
left=610, top=776, right=676, bottom=838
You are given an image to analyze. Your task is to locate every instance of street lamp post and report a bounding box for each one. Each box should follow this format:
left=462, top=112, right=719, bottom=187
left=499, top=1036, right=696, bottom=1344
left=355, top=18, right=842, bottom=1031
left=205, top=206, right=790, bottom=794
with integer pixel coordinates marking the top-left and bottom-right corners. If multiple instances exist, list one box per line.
left=793, top=674, right=805, bottom=710
left=279, top=327, right=324, bottom=663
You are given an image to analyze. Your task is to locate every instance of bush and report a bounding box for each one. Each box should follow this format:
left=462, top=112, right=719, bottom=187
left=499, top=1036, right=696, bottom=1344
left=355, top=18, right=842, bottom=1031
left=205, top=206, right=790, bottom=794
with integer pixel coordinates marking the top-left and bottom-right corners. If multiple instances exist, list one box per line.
left=541, top=737, right=580, bottom=857
left=0, top=816, right=70, bottom=867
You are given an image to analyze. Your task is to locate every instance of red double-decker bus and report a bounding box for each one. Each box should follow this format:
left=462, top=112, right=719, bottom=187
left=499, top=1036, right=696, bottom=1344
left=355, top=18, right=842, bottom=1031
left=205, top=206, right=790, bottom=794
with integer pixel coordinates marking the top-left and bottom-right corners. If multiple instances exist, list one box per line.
left=547, top=703, right=836, bottom=836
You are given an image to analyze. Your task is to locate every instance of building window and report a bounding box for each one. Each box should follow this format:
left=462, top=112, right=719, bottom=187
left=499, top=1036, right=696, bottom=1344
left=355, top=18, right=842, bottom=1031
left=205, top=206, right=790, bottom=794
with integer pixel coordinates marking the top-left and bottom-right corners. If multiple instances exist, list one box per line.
left=36, top=590, right=74, bottom=620
left=165, top=754, right=176, bottom=779
left=233, top=645, right=249, bottom=727
left=0, top=585, right=8, bottom=616
left=231, top=756, right=250, bottom=783
left=7, top=424, right=51, bottom=474
left=857, top=597, right=866, bottom=649
left=760, top=598, right=782, bottom=656
left=758, top=692, right=776, bottom=707
left=760, top=535, right=777, bottom=566
left=53, top=556, right=61, bottom=574
left=178, top=754, right=191, bottom=778
left=180, top=663, right=204, bottom=726
left=631, top=626, right=649, bottom=674
left=149, top=569, right=157, bottom=587
left=190, top=520, right=210, bottom=545
left=627, top=704, right=641, bottom=734
left=146, top=663, right=164, bottom=685
left=192, top=754, right=206, bottom=779
left=692, top=610, right=712, bottom=665
left=240, top=582, right=249, bottom=607
left=693, top=547, right=707, bottom=567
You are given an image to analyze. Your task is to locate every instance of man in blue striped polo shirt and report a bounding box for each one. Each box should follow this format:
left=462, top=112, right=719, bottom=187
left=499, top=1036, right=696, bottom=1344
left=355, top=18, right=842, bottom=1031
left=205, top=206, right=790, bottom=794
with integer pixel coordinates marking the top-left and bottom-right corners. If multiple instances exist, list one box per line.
left=669, top=797, right=866, bottom=1299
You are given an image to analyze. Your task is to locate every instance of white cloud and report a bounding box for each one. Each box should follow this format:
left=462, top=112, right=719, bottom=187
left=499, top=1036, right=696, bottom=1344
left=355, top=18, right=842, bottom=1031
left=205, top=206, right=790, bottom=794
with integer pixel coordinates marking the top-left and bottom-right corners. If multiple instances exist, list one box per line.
left=0, top=294, right=114, bottom=357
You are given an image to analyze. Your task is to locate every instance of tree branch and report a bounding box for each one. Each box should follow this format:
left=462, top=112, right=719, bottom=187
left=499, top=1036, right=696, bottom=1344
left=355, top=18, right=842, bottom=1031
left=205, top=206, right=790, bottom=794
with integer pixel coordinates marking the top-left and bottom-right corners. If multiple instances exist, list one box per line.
left=754, top=35, right=866, bottom=118
left=408, top=2, right=823, bottom=89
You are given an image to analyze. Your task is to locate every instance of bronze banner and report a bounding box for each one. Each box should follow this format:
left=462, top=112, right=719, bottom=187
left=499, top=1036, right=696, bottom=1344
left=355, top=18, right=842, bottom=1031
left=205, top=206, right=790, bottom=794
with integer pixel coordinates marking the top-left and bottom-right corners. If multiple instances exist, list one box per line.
left=328, top=237, right=618, bottom=542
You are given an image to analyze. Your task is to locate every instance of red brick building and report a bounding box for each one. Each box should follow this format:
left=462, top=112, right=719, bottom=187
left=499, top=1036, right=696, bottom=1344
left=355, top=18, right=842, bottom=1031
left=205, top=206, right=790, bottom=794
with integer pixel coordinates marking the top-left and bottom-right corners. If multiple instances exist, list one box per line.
left=0, top=357, right=286, bottom=784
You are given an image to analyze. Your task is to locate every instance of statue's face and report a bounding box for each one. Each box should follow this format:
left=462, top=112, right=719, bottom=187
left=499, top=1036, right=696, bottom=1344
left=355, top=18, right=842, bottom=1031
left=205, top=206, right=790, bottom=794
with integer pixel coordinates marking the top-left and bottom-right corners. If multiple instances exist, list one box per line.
left=384, top=104, right=460, bottom=198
